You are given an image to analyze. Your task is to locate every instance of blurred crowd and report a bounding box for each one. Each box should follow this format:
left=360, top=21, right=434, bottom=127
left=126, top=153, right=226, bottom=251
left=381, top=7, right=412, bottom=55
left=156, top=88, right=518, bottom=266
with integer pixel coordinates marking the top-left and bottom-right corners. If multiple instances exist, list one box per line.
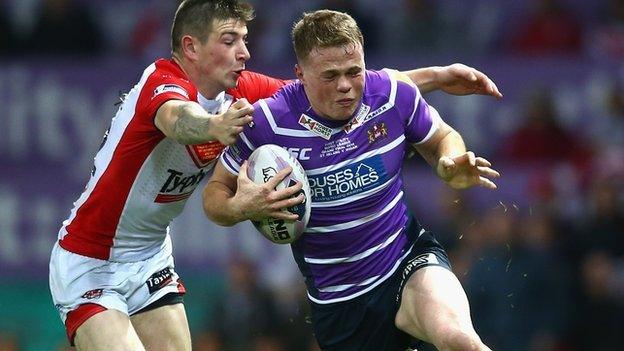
left=1, top=0, right=623, bottom=350
left=2, top=0, right=624, bottom=61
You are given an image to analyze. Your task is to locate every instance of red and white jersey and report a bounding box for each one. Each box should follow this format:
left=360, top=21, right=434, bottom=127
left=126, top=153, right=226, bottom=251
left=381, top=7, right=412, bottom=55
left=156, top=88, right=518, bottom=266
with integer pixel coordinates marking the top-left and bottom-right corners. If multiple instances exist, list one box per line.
left=58, top=59, right=286, bottom=262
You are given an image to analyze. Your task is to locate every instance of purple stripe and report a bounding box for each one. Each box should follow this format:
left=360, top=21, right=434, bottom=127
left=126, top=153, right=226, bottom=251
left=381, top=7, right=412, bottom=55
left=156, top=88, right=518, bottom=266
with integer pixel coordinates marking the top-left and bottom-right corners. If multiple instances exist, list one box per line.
left=299, top=207, right=408, bottom=259
left=307, top=181, right=403, bottom=228
left=406, top=98, right=434, bottom=143
left=308, top=233, right=407, bottom=289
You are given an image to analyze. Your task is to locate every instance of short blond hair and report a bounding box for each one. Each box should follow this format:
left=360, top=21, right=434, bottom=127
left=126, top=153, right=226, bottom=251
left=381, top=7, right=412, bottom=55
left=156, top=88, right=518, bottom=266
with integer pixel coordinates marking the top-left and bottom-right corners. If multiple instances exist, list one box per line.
left=291, top=10, right=363, bottom=62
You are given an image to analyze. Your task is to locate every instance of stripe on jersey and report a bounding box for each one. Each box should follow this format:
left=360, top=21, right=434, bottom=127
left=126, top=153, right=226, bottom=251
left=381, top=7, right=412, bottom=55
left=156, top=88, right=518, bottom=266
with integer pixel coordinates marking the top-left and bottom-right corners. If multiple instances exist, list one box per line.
left=306, top=135, right=405, bottom=176
left=306, top=191, right=403, bottom=233
left=308, top=241, right=415, bottom=304
left=260, top=72, right=399, bottom=138
left=154, top=191, right=193, bottom=203
left=412, top=105, right=442, bottom=145
left=260, top=100, right=320, bottom=138
left=310, top=173, right=398, bottom=208
left=304, top=226, right=405, bottom=264
left=239, top=131, right=255, bottom=151
left=318, top=275, right=380, bottom=293
left=60, top=63, right=169, bottom=260
left=360, top=69, right=398, bottom=123
left=220, top=152, right=241, bottom=175
left=406, top=90, right=420, bottom=127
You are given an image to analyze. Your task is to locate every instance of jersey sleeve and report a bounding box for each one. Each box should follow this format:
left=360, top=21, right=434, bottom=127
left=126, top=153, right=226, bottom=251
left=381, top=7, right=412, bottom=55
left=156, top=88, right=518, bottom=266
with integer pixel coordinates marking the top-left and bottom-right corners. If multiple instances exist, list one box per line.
left=386, top=69, right=441, bottom=144
left=219, top=99, right=272, bottom=175
left=135, top=72, right=196, bottom=133
left=230, top=71, right=289, bottom=103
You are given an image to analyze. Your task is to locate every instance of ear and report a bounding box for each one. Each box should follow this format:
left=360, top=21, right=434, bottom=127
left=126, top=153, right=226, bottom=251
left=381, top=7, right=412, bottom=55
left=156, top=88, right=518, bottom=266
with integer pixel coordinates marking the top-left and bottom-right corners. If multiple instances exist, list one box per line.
left=180, top=35, right=200, bottom=61
left=294, top=63, right=304, bottom=82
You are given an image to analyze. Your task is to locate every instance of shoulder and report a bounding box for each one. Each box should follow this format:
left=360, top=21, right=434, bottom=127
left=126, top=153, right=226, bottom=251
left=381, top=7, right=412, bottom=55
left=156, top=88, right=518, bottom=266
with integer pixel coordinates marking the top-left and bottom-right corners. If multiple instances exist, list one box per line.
left=365, top=69, right=418, bottom=100
left=258, top=81, right=302, bottom=115
left=227, top=70, right=288, bottom=103
left=142, top=59, right=197, bottom=100
left=244, top=82, right=308, bottom=140
left=364, top=69, right=418, bottom=108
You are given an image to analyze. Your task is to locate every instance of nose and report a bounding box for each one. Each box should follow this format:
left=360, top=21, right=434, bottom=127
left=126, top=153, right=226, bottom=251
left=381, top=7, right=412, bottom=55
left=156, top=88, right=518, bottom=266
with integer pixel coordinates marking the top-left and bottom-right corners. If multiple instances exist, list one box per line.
left=237, top=42, right=251, bottom=62
left=337, top=76, right=351, bottom=93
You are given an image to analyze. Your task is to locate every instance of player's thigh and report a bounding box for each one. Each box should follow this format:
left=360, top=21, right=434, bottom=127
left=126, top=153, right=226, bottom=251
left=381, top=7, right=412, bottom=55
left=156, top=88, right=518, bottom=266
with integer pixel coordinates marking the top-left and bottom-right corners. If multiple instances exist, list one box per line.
left=74, top=309, right=145, bottom=351
left=394, top=265, right=475, bottom=343
left=131, top=303, right=191, bottom=351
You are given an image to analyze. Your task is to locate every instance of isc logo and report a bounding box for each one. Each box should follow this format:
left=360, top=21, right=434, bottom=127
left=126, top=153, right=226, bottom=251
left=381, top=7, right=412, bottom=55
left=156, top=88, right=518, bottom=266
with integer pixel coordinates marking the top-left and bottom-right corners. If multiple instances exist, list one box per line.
left=286, top=147, right=312, bottom=160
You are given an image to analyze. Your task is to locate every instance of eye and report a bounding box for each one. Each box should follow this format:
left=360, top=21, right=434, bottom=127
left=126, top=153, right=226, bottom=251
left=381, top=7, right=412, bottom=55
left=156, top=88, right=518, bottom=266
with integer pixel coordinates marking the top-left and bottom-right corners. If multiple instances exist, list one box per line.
left=348, top=69, right=362, bottom=77
left=322, top=73, right=337, bottom=81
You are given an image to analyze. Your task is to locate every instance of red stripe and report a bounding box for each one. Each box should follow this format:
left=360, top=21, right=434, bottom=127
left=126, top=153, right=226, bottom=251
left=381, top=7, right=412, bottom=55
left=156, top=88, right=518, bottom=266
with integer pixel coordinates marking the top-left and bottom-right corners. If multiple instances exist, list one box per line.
left=177, top=278, right=186, bottom=294
left=154, top=191, right=193, bottom=203
left=185, top=145, right=205, bottom=168
left=61, top=69, right=166, bottom=260
left=65, top=303, right=107, bottom=345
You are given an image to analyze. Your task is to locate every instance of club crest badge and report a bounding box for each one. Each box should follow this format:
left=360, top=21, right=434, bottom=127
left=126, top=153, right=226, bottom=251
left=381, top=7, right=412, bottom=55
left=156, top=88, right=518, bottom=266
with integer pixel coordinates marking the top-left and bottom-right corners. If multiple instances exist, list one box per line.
left=367, top=123, right=388, bottom=143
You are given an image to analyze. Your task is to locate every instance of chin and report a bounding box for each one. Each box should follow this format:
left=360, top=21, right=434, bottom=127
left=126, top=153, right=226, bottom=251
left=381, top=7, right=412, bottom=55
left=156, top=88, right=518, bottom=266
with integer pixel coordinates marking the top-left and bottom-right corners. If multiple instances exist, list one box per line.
left=226, top=79, right=238, bottom=89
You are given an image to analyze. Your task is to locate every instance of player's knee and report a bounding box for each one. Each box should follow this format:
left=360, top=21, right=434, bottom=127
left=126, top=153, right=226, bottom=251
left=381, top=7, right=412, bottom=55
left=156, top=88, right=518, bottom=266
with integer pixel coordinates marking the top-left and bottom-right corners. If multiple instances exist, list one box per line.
left=394, top=307, right=423, bottom=338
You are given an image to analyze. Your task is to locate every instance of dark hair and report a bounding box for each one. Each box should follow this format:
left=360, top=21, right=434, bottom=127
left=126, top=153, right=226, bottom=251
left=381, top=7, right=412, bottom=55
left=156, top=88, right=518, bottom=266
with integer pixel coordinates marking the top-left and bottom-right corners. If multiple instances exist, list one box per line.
left=291, top=10, right=363, bottom=61
left=171, top=0, right=254, bottom=54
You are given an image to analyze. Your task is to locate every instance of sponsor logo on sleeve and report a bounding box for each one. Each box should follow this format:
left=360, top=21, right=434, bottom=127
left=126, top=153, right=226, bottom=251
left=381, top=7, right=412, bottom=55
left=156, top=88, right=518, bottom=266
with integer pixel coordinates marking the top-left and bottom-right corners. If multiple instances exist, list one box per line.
left=153, top=84, right=189, bottom=99
left=307, top=155, right=388, bottom=202
left=146, top=267, right=173, bottom=294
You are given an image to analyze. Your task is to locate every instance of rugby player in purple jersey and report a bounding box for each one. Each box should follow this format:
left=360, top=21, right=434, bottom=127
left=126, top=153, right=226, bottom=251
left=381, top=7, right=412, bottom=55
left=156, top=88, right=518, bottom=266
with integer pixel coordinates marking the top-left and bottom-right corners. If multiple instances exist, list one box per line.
left=205, top=9, right=500, bottom=351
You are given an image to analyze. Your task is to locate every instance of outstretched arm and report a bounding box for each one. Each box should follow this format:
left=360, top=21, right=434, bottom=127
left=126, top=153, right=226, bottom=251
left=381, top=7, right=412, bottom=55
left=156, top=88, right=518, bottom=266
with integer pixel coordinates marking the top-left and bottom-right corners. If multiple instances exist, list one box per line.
left=413, top=120, right=500, bottom=189
left=402, top=63, right=502, bottom=98
left=203, top=161, right=304, bottom=226
left=154, top=99, right=254, bottom=145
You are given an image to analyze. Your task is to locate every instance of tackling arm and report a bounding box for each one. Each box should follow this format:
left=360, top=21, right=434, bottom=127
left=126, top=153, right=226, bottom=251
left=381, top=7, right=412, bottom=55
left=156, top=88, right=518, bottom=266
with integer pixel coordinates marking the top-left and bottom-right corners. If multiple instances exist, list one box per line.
left=154, top=99, right=253, bottom=145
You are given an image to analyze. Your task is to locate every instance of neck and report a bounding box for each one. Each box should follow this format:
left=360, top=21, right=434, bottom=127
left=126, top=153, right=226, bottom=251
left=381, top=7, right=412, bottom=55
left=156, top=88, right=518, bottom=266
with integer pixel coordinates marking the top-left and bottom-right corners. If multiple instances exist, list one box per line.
left=172, top=55, right=223, bottom=99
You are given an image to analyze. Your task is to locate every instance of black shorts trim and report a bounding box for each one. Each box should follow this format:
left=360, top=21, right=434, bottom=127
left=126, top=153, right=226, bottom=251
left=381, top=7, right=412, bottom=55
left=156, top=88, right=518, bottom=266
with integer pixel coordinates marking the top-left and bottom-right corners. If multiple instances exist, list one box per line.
left=133, top=292, right=184, bottom=315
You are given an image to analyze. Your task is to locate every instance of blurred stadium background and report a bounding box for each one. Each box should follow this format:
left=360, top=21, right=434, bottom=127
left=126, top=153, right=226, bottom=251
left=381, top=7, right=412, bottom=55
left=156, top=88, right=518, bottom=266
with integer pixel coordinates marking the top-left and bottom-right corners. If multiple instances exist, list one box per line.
left=1, top=0, right=623, bottom=350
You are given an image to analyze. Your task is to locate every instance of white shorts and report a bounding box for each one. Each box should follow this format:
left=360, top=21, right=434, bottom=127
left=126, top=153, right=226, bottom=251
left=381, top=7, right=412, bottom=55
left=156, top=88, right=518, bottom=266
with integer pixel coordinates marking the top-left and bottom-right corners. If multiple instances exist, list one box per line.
left=49, top=240, right=185, bottom=341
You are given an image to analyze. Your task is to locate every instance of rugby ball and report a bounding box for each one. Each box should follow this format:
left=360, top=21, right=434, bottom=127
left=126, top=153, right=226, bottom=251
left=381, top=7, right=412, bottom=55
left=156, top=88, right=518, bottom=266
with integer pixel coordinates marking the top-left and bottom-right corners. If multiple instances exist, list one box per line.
left=246, top=144, right=311, bottom=244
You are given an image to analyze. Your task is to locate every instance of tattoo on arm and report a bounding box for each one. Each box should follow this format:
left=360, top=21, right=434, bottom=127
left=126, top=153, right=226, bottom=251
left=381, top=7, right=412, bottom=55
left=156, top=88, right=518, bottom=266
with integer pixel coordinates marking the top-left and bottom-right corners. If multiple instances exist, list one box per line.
left=171, top=103, right=212, bottom=145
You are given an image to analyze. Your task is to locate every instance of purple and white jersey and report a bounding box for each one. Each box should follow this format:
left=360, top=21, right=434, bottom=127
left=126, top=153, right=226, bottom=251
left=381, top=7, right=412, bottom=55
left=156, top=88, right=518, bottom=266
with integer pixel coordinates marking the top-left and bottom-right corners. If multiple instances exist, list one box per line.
left=220, top=69, right=442, bottom=304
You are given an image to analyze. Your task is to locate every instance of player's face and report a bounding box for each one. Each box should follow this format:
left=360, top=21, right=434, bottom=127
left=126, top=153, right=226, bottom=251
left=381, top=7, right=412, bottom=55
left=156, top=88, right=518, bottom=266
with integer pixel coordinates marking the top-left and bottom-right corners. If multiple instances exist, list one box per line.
left=196, top=19, right=250, bottom=97
left=296, top=42, right=365, bottom=121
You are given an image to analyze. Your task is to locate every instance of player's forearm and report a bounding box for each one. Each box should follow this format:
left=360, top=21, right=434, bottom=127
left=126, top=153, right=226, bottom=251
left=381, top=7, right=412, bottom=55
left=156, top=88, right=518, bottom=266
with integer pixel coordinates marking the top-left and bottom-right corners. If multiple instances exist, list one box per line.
left=402, top=67, right=442, bottom=94
left=202, top=182, right=246, bottom=226
left=432, top=130, right=466, bottom=168
left=171, top=103, right=219, bottom=145
left=416, top=129, right=466, bottom=170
